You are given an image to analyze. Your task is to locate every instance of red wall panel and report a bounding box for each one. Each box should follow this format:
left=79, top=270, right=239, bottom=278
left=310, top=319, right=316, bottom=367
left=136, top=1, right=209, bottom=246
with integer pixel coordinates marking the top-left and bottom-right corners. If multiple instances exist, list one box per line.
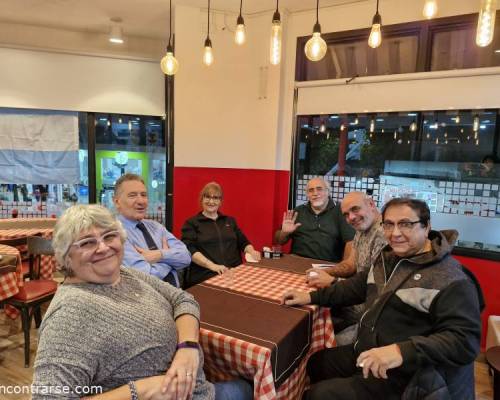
left=173, top=167, right=290, bottom=252
left=454, top=255, right=500, bottom=350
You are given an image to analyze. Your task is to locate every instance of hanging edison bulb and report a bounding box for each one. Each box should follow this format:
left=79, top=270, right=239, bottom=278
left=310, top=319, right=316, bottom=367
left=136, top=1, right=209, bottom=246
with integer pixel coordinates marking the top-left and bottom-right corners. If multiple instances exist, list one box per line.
left=368, top=1, right=382, bottom=49
left=410, top=121, right=418, bottom=132
left=235, top=15, right=246, bottom=45
left=423, top=0, right=438, bottom=19
left=305, top=29, right=327, bottom=61
left=476, top=0, right=496, bottom=47
left=161, top=45, right=179, bottom=75
left=270, top=5, right=282, bottom=65
left=203, top=38, right=214, bottom=66
left=455, top=115, right=460, bottom=124
left=319, top=122, right=326, bottom=133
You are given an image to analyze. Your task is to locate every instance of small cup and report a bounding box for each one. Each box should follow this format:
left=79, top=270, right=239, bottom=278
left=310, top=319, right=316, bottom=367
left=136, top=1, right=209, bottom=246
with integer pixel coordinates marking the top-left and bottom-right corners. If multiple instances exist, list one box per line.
left=263, top=246, right=272, bottom=259
left=272, top=244, right=282, bottom=259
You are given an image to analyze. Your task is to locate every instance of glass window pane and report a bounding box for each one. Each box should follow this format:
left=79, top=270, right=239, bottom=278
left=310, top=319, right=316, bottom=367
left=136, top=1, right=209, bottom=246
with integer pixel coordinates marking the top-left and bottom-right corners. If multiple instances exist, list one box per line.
left=95, top=113, right=166, bottom=224
left=294, top=109, right=500, bottom=255
left=302, top=34, right=419, bottom=81
left=431, top=23, right=500, bottom=71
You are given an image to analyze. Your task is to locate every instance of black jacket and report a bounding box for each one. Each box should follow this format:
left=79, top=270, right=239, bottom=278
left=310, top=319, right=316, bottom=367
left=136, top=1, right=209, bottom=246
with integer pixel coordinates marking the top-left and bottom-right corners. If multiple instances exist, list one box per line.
left=310, top=230, right=481, bottom=399
left=181, top=212, right=250, bottom=286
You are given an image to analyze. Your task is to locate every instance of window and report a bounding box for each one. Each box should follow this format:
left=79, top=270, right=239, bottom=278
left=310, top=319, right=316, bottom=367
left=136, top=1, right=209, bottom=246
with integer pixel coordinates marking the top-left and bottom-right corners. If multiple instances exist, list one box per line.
left=294, top=110, right=500, bottom=257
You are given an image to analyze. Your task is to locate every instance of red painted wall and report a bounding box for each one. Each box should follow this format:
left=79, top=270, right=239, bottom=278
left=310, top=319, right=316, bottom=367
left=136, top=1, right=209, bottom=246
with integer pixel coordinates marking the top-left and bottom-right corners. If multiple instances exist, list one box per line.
left=173, top=167, right=290, bottom=251
left=454, top=255, right=500, bottom=350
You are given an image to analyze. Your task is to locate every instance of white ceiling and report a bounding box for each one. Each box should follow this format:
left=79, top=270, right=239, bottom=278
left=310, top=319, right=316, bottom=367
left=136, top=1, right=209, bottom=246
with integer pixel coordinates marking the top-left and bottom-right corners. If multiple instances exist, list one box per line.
left=0, top=0, right=367, bottom=39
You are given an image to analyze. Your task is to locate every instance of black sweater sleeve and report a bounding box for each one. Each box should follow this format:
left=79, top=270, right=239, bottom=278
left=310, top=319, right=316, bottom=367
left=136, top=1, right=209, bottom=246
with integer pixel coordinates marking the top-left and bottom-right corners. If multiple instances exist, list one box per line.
left=180, top=219, right=199, bottom=255
left=398, top=279, right=481, bottom=368
left=230, top=217, right=251, bottom=252
left=310, top=269, right=369, bottom=308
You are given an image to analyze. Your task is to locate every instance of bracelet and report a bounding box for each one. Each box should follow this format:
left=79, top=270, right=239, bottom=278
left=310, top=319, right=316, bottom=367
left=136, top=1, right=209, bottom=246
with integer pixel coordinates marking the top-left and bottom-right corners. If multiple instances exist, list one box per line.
left=128, top=381, right=138, bottom=400
left=176, top=341, right=200, bottom=350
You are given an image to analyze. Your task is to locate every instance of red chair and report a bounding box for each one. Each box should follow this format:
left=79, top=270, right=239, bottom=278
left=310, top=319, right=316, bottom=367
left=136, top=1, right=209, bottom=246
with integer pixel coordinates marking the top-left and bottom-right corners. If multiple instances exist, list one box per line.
left=0, top=254, right=57, bottom=367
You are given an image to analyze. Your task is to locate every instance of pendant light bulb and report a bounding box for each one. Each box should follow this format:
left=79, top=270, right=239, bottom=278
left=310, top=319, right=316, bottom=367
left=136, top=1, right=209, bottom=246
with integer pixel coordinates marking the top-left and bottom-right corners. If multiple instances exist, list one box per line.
left=305, top=26, right=327, bottom=61
left=423, top=0, right=438, bottom=19
left=368, top=1, right=382, bottom=49
left=473, top=116, right=480, bottom=132
left=235, top=17, right=246, bottom=45
left=476, top=0, right=496, bottom=47
left=270, top=5, right=282, bottom=65
left=161, top=45, right=179, bottom=75
left=410, top=121, right=418, bottom=132
left=235, top=1, right=246, bottom=45
left=305, top=1, right=327, bottom=62
left=203, top=38, right=214, bottom=66
left=161, top=0, right=179, bottom=75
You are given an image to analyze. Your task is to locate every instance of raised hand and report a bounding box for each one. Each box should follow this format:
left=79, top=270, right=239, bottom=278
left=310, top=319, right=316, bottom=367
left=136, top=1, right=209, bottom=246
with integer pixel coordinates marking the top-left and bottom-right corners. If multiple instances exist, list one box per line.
left=281, top=211, right=301, bottom=234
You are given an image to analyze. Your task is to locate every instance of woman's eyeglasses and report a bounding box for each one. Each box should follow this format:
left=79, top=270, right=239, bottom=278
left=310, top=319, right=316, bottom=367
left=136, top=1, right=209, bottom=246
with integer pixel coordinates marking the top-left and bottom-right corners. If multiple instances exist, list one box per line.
left=71, top=231, right=121, bottom=253
left=381, top=220, right=422, bottom=233
left=203, top=195, right=221, bottom=201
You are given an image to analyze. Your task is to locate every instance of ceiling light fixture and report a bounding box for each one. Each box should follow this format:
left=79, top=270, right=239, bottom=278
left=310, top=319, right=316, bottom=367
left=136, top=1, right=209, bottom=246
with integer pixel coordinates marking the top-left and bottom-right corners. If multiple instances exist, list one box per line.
left=423, top=0, right=438, bottom=19
left=235, top=0, right=246, bottom=45
left=305, top=0, right=327, bottom=61
left=109, top=18, right=124, bottom=44
left=476, top=0, right=496, bottom=47
left=270, top=0, right=282, bottom=65
left=203, top=0, right=214, bottom=66
left=368, top=0, right=382, bottom=49
left=160, top=0, right=179, bottom=76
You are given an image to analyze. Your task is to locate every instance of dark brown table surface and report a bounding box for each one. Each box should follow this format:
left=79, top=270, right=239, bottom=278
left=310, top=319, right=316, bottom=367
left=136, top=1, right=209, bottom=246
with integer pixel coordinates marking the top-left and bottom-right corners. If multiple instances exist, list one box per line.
left=252, top=253, right=336, bottom=275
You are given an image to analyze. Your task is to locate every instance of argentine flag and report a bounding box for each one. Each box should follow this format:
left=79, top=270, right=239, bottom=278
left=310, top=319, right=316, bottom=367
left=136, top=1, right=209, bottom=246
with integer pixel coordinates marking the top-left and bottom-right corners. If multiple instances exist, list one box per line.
left=0, top=109, right=79, bottom=184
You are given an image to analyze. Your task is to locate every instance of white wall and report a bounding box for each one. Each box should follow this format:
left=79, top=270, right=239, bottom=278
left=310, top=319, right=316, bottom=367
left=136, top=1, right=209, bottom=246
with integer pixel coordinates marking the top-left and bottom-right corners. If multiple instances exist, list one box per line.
left=0, top=47, right=165, bottom=116
left=174, top=5, right=284, bottom=170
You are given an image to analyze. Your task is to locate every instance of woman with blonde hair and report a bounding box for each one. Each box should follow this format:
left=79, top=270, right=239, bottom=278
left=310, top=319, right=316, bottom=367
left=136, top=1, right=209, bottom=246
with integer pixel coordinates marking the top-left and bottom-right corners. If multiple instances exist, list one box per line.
left=181, top=182, right=261, bottom=288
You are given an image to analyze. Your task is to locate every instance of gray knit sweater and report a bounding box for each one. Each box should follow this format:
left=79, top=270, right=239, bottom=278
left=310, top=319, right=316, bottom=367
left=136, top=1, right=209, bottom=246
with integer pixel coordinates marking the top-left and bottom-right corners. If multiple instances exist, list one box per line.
left=32, top=267, right=214, bottom=399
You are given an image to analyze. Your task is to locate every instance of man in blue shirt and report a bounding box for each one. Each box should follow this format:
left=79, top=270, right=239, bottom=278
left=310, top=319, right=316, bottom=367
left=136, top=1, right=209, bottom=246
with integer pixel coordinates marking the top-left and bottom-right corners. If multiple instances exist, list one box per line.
left=113, top=173, right=190, bottom=287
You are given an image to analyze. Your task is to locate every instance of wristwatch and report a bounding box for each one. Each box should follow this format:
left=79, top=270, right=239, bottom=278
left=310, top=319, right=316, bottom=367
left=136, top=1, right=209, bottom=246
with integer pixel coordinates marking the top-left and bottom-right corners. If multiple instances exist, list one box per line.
left=176, top=341, right=200, bottom=350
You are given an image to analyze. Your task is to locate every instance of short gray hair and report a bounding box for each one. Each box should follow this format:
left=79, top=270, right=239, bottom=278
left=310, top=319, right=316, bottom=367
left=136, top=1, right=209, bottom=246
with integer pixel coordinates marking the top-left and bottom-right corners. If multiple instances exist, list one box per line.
left=53, top=204, right=126, bottom=275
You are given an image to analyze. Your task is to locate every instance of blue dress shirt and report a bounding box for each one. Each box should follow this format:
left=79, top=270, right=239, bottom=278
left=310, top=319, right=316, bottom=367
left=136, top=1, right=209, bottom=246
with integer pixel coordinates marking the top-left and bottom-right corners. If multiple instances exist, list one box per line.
left=118, top=215, right=191, bottom=285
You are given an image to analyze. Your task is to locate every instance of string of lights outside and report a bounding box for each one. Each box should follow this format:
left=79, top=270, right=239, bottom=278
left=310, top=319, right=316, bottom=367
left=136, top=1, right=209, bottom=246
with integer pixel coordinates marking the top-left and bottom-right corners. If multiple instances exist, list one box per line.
left=158, top=0, right=497, bottom=75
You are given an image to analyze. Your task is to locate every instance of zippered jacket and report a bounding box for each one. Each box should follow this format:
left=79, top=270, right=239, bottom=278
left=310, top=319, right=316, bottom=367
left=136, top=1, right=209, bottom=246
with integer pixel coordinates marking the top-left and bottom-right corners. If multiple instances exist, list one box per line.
left=310, top=230, right=481, bottom=397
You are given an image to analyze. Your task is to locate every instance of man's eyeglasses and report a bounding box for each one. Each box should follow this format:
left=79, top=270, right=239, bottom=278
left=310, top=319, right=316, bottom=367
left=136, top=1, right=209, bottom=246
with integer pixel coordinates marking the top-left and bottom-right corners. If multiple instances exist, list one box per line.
left=203, top=195, right=221, bottom=201
left=381, top=220, right=422, bottom=233
left=71, top=231, right=121, bottom=253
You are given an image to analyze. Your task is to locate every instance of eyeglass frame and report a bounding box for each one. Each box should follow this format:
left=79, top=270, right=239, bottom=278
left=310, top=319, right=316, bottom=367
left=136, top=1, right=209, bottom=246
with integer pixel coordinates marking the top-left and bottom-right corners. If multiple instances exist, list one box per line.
left=202, top=194, right=222, bottom=202
left=381, top=220, right=424, bottom=233
left=67, top=230, right=122, bottom=256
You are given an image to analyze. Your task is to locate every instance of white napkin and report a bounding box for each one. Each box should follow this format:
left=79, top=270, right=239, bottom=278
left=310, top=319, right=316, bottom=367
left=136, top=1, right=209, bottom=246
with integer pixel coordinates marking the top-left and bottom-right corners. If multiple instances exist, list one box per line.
left=245, top=252, right=259, bottom=263
left=311, top=263, right=336, bottom=269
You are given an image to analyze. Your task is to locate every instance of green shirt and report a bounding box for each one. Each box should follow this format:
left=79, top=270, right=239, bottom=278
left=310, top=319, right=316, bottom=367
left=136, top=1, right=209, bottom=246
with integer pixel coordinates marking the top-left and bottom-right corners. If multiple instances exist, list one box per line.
left=290, top=199, right=355, bottom=262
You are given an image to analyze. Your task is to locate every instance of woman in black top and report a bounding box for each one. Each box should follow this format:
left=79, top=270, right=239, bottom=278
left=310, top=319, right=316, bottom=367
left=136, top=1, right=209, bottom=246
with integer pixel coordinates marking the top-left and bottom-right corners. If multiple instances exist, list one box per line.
left=181, top=182, right=261, bottom=288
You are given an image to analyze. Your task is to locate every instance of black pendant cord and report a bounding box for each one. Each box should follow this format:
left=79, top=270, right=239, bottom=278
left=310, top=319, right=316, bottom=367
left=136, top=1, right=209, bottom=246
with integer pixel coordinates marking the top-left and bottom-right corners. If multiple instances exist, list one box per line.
left=376, top=0, right=379, bottom=13
left=168, top=0, right=172, bottom=47
left=316, top=0, right=319, bottom=25
left=239, top=0, right=243, bottom=17
left=207, top=0, right=211, bottom=39
left=276, top=0, right=279, bottom=13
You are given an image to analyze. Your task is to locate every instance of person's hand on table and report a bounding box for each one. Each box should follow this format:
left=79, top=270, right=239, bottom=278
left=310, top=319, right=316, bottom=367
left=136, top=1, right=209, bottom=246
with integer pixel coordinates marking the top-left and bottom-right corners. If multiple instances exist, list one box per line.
left=281, top=210, right=301, bottom=234
left=281, top=289, right=311, bottom=306
left=207, top=262, right=228, bottom=274
left=247, top=249, right=261, bottom=261
left=356, top=344, right=403, bottom=379
left=161, top=347, right=200, bottom=399
left=305, top=269, right=336, bottom=288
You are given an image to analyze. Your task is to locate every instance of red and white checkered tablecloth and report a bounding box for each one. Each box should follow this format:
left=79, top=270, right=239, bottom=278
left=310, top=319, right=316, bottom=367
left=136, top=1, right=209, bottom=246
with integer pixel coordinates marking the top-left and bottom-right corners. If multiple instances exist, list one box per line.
left=201, top=265, right=335, bottom=400
left=0, top=244, right=23, bottom=319
left=0, top=228, right=55, bottom=280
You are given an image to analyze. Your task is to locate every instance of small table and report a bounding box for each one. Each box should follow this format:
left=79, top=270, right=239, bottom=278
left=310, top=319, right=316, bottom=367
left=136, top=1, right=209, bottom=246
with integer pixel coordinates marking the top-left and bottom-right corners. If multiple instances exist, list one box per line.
left=0, top=228, right=55, bottom=279
left=188, top=255, right=335, bottom=400
left=0, top=244, right=24, bottom=318
left=486, top=346, right=500, bottom=400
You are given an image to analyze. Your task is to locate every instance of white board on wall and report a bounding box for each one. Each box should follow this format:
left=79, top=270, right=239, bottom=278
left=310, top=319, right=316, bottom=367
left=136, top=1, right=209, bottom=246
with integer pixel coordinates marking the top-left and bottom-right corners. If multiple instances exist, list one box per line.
left=0, top=47, right=165, bottom=116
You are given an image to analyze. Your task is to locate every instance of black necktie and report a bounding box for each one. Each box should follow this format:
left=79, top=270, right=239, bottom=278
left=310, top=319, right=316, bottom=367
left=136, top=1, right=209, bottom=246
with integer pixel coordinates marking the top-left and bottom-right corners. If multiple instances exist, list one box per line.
left=136, top=222, right=158, bottom=250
